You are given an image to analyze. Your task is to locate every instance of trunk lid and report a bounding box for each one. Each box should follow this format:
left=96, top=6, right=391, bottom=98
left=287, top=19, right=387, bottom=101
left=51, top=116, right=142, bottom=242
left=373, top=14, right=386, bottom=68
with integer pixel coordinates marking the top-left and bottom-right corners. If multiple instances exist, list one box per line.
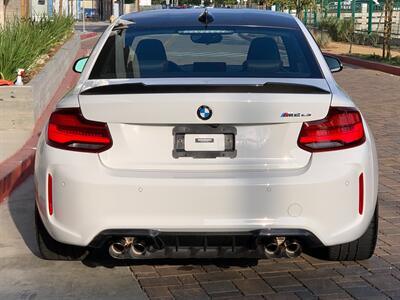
left=78, top=79, right=331, bottom=172
left=79, top=80, right=331, bottom=124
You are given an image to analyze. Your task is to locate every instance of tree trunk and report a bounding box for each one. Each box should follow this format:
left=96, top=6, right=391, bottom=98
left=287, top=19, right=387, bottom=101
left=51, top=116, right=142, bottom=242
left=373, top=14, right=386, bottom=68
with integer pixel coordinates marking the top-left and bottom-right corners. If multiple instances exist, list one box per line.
left=383, top=0, right=394, bottom=58
left=296, top=7, right=303, bottom=19
left=59, top=0, right=63, bottom=16
left=296, top=0, right=302, bottom=19
left=383, top=2, right=388, bottom=58
left=349, top=32, right=353, bottom=54
left=20, top=0, right=26, bottom=18
left=3, top=0, right=8, bottom=24
left=386, top=0, right=393, bottom=58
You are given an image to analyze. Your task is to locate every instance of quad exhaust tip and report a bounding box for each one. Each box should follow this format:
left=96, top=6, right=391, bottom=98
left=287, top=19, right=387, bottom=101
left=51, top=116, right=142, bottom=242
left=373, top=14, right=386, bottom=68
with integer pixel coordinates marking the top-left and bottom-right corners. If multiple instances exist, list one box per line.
left=264, top=241, right=282, bottom=258
left=284, top=240, right=302, bottom=258
left=129, top=240, right=147, bottom=257
left=109, top=238, right=130, bottom=258
left=109, top=237, right=147, bottom=258
left=264, top=237, right=302, bottom=259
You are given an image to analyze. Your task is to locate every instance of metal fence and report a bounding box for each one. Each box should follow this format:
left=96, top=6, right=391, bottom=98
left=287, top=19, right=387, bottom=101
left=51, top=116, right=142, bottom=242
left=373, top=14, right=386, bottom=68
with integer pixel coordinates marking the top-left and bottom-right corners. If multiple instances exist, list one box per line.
left=298, top=0, right=400, bottom=38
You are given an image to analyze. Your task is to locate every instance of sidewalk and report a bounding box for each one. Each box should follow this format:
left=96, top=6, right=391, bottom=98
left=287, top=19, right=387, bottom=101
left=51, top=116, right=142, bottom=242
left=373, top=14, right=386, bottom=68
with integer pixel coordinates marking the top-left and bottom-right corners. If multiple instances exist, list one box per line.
left=0, top=86, right=33, bottom=164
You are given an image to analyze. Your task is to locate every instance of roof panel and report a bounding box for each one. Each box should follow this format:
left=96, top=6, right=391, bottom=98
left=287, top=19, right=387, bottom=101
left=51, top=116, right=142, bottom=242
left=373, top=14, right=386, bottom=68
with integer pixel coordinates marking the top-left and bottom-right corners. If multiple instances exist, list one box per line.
left=121, top=9, right=299, bottom=29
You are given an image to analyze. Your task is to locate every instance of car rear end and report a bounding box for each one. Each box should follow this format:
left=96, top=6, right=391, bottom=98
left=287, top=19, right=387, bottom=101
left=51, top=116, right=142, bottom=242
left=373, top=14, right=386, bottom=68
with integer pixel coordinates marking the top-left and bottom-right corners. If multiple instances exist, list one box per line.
left=34, top=9, right=378, bottom=260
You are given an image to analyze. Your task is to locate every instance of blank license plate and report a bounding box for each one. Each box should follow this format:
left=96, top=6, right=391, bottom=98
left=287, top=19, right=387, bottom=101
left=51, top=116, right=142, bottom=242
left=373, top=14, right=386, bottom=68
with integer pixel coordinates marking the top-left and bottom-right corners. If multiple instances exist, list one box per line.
left=172, top=125, right=237, bottom=159
left=184, top=134, right=225, bottom=151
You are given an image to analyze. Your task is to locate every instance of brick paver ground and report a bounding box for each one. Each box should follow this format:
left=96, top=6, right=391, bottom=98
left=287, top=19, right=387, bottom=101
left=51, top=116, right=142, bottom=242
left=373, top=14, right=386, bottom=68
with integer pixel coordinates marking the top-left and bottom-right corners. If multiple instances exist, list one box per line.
left=128, top=67, right=400, bottom=299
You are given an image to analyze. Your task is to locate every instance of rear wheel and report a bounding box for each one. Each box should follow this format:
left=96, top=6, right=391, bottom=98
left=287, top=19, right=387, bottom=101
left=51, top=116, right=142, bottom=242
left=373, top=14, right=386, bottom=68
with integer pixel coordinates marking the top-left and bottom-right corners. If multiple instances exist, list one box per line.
left=313, top=203, right=378, bottom=261
left=35, top=206, right=88, bottom=260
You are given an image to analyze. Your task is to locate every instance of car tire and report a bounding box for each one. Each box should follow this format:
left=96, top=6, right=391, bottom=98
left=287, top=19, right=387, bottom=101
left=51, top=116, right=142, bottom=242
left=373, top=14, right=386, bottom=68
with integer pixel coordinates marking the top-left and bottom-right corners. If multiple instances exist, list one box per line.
left=316, top=203, right=378, bottom=261
left=35, top=206, right=88, bottom=261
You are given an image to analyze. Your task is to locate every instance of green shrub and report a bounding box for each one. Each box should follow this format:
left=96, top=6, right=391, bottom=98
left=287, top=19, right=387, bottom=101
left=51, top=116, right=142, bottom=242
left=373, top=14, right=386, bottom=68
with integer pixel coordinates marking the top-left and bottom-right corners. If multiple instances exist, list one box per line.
left=318, top=17, right=338, bottom=40
left=319, top=16, right=354, bottom=43
left=353, top=32, right=367, bottom=45
left=352, top=32, right=380, bottom=47
left=0, top=14, right=74, bottom=81
left=319, top=17, right=382, bottom=48
left=313, top=31, right=332, bottom=48
left=366, top=32, right=379, bottom=47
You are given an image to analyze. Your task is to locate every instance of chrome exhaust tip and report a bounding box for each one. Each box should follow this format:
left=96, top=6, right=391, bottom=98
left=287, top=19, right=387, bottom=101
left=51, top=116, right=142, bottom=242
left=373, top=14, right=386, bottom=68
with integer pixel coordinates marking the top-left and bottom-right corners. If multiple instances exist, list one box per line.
left=264, top=237, right=284, bottom=258
left=109, top=238, right=130, bottom=258
left=284, top=240, right=302, bottom=258
left=129, top=240, right=147, bottom=257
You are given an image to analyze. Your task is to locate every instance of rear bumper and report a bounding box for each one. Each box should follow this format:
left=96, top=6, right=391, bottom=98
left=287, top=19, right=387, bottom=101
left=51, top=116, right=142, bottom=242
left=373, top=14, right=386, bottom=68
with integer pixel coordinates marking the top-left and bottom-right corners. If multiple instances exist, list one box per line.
left=35, top=132, right=378, bottom=248
left=91, top=229, right=323, bottom=248
left=90, top=229, right=323, bottom=259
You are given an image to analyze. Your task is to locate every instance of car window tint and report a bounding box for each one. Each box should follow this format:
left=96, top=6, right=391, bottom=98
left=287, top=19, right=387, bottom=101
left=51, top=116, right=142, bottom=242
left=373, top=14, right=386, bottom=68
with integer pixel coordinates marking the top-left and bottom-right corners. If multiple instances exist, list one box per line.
left=89, top=26, right=322, bottom=79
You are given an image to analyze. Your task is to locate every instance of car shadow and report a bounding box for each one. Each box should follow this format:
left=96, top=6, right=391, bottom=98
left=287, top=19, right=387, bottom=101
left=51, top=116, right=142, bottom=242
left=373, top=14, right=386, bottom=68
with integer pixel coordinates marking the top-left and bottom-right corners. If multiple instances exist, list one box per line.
left=82, top=248, right=259, bottom=269
left=7, top=176, right=41, bottom=258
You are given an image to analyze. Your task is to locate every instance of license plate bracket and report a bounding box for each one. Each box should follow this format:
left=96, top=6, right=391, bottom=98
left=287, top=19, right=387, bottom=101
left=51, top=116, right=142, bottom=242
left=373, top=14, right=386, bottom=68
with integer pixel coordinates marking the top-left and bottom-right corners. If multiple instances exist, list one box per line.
left=173, top=125, right=237, bottom=159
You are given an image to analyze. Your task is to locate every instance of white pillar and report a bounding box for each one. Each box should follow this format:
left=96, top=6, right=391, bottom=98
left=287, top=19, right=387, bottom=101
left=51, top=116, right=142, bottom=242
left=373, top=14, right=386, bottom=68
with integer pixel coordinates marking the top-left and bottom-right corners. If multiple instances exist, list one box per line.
left=113, top=1, right=119, bottom=16
left=361, top=3, right=368, bottom=31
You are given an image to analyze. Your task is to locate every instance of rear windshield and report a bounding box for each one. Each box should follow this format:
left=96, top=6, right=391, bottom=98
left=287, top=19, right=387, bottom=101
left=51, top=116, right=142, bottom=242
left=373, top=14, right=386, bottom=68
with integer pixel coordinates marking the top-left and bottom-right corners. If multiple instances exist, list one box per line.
left=89, top=26, right=323, bottom=79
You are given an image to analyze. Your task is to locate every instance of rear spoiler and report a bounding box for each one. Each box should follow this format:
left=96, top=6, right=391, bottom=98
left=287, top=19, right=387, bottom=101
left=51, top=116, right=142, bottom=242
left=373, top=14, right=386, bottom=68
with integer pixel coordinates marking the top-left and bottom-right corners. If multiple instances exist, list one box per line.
left=80, top=82, right=331, bottom=95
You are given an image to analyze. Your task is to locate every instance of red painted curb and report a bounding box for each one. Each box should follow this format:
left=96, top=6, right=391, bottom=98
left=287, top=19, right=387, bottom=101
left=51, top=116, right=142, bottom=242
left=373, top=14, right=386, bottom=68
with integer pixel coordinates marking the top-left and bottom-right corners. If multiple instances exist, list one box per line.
left=0, top=42, right=93, bottom=203
left=80, top=32, right=97, bottom=40
left=324, top=52, right=400, bottom=76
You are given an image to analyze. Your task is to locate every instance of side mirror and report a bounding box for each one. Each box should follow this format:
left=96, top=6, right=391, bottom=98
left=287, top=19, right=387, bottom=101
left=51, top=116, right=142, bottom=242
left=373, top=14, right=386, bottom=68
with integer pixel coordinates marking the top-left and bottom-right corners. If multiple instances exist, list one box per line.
left=324, top=55, right=343, bottom=73
left=73, top=57, right=89, bottom=73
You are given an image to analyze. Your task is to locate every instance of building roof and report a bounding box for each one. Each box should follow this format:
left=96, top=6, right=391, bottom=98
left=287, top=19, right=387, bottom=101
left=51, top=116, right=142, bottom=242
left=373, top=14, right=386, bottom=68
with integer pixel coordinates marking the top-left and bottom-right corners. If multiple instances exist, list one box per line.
left=121, top=9, right=299, bottom=29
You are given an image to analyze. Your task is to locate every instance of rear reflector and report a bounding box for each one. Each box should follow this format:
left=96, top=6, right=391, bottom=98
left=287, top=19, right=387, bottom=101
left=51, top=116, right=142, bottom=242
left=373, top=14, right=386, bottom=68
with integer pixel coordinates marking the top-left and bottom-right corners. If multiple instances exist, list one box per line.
left=48, top=174, right=53, bottom=216
left=298, top=106, right=365, bottom=152
left=359, top=173, right=364, bottom=215
left=47, top=108, right=112, bottom=152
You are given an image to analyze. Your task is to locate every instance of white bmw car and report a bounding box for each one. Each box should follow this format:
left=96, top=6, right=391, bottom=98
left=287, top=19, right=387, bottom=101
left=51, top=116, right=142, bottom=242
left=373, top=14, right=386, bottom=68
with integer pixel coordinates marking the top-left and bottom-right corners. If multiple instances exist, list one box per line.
left=34, top=9, right=378, bottom=261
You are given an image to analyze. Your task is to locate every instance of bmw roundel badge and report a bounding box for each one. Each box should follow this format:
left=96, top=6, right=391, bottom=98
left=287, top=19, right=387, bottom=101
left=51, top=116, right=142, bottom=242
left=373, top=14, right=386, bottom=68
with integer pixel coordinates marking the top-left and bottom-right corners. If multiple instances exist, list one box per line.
left=197, top=105, right=212, bottom=121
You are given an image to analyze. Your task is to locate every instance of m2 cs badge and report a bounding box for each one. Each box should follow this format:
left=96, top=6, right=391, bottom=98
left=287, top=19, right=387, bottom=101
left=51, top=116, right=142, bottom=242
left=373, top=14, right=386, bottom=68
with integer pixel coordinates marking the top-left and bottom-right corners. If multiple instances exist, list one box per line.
left=281, top=112, right=312, bottom=118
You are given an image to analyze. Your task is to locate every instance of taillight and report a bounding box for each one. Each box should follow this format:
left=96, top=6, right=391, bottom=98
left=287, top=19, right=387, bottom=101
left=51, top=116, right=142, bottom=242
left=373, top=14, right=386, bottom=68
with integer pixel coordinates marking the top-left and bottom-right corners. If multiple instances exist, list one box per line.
left=298, top=106, right=365, bottom=152
left=47, top=108, right=112, bottom=152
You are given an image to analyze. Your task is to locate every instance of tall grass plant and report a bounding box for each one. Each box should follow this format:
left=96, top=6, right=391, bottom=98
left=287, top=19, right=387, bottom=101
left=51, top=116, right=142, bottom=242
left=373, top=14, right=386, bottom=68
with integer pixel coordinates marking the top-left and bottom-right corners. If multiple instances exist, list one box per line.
left=0, top=14, right=74, bottom=81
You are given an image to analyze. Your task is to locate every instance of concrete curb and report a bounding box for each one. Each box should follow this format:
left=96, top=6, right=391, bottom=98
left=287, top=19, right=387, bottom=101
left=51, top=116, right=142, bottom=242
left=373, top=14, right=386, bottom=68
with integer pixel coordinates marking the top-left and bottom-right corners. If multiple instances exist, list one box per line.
left=30, top=33, right=81, bottom=119
left=324, top=52, right=400, bottom=76
left=0, top=33, right=96, bottom=203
